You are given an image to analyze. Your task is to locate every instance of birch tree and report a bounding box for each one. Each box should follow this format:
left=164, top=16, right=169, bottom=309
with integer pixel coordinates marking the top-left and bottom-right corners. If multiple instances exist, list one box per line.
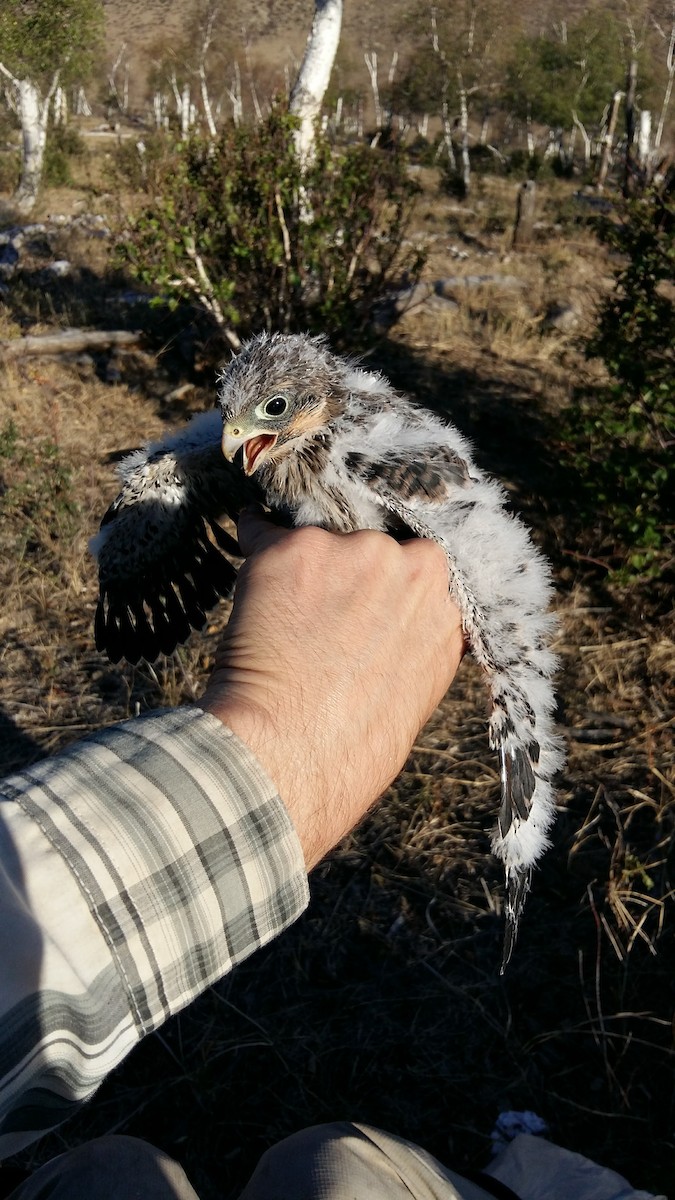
left=394, top=0, right=510, bottom=193
left=652, top=3, right=675, bottom=149
left=289, top=0, right=343, bottom=164
left=0, top=0, right=102, bottom=212
left=149, top=2, right=249, bottom=138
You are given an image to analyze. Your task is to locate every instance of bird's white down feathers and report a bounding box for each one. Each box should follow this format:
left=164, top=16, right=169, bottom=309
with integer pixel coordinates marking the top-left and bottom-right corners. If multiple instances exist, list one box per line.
left=92, top=332, right=564, bottom=968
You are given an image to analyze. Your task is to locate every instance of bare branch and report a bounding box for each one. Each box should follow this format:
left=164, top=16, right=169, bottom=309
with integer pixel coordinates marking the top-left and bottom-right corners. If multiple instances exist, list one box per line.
left=364, top=51, right=382, bottom=129
left=274, top=191, right=292, bottom=265
left=0, top=60, right=19, bottom=89
left=173, top=237, right=241, bottom=352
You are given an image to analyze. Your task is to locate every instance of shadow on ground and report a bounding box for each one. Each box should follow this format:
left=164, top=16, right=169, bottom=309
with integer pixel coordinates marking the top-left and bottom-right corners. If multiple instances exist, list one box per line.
left=0, top=709, right=42, bottom=774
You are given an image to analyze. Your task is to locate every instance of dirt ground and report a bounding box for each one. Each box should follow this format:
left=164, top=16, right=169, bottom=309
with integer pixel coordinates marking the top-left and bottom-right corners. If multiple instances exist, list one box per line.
left=0, top=167, right=674, bottom=1198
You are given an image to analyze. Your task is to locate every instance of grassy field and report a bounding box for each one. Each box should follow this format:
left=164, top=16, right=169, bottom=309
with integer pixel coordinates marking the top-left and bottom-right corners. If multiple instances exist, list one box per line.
left=0, top=155, right=674, bottom=1199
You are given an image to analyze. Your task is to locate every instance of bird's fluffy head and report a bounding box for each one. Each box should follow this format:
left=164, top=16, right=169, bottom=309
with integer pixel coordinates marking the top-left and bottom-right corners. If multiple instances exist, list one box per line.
left=218, top=332, right=348, bottom=475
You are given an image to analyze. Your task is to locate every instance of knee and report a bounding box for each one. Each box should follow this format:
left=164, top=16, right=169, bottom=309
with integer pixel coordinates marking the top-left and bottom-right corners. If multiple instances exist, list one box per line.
left=19, top=1136, right=195, bottom=1200
left=240, top=1122, right=384, bottom=1199
left=59, top=1134, right=169, bottom=1174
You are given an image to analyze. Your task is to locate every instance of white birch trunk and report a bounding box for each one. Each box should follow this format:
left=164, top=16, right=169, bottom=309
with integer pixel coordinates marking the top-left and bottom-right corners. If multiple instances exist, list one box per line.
left=526, top=105, right=535, bottom=156
left=439, top=94, right=456, bottom=169
left=543, top=130, right=557, bottom=159
left=170, top=70, right=182, bottom=117
left=181, top=83, right=191, bottom=137
left=457, top=71, right=471, bottom=194
left=0, top=65, right=59, bottom=214
left=249, top=76, right=263, bottom=123
left=385, top=50, right=398, bottom=126
left=242, top=40, right=263, bottom=123
left=364, top=52, right=382, bottom=130
left=153, top=91, right=164, bottom=128
left=572, top=113, right=591, bottom=165
left=655, top=68, right=674, bottom=150
left=289, top=0, right=343, bottom=164
left=108, top=44, right=127, bottom=112
left=637, top=108, right=652, bottom=171
left=430, top=7, right=458, bottom=173
left=227, top=62, right=242, bottom=126
left=74, top=86, right=92, bottom=117
left=199, top=65, right=218, bottom=138
left=596, top=89, right=622, bottom=191
left=197, top=8, right=219, bottom=139
left=17, top=80, right=48, bottom=212
left=53, top=85, right=67, bottom=126
left=653, top=10, right=675, bottom=150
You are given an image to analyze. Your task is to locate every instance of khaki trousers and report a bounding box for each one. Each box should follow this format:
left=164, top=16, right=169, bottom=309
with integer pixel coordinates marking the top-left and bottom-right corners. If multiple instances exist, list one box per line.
left=6, top=1122, right=512, bottom=1200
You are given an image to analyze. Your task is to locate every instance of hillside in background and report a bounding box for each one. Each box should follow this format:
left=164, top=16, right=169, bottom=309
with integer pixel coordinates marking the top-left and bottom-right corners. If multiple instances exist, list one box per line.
left=99, top=0, right=675, bottom=132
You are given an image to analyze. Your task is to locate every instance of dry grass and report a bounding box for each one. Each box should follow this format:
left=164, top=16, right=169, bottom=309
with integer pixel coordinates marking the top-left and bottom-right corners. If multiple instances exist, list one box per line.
left=1, top=172, right=674, bottom=1198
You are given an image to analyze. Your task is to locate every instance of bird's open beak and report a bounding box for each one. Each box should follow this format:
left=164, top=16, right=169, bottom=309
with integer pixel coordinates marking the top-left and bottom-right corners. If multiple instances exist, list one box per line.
left=222, top=428, right=279, bottom=476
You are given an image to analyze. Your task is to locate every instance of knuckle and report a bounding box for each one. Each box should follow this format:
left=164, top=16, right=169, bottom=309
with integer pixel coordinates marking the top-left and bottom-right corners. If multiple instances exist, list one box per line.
left=407, top=536, right=449, bottom=581
left=350, top=528, right=398, bottom=556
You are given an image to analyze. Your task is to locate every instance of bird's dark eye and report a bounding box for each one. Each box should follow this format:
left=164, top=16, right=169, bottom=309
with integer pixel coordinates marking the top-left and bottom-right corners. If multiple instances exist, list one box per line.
left=264, top=396, right=288, bottom=417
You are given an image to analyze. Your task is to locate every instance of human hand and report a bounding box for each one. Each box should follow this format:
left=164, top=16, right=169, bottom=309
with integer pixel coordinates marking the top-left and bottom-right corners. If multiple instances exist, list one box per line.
left=201, top=512, right=464, bottom=870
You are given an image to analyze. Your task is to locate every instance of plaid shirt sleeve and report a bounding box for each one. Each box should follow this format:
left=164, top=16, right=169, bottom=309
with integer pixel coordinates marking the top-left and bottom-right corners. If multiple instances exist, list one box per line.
left=0, top=706, right=309, bottom=1158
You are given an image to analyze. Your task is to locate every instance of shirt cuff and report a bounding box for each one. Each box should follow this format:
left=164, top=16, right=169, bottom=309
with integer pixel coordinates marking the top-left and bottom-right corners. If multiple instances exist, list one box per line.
left=3, top=706, right=309, bottom=1035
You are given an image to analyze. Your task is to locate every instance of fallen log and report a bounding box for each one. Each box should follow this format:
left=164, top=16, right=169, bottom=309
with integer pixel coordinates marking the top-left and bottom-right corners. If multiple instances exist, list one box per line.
left=0, top=329, right=142, bottom=361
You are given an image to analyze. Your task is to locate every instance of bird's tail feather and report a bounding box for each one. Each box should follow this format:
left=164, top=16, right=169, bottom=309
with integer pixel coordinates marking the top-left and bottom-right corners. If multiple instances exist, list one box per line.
left=500, top=867, right=532, bottom=973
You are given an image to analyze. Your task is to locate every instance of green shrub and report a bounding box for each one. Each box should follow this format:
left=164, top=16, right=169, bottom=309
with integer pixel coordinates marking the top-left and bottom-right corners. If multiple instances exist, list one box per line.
left=115, top=106, right=423, bottom=349
left=109, top=133, right=171, bottom=192
left=406, top=133, right=442, bottom=166
left=566, top=188, right=674, bottom=579
left=43, top=124, right=87, bottom=187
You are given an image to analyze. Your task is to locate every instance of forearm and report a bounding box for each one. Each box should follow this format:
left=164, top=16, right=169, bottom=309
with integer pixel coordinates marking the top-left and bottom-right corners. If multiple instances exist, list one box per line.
left=0, top=707, right=308, bottom=1158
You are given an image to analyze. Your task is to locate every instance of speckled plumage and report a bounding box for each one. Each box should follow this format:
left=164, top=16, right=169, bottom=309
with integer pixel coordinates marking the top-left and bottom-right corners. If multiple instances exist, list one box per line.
left=92, top=332, right=564, bottom=968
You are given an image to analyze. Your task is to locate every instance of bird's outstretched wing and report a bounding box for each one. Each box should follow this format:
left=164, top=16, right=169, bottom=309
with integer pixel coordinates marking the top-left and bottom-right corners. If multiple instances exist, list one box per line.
left=91, top=411, right=262, bottom=664
left=343, top=442, right=558, bottom=970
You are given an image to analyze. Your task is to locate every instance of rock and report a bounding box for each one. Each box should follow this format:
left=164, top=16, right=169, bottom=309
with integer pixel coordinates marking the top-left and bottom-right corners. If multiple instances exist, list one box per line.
left=435, top=274, right=527, bottom=298
left=74, top=354, right=96, bottom=376
left=391, top=281, right=434, bottom=314
left=543, top=302, right=581, bottom=332
left=425, top=294, right=460, bottom=315
left=0, top=243, right=19, bottom=279
left=46, top=260, right=72, bottom=278
left=573, top=189, right=614, bottom=213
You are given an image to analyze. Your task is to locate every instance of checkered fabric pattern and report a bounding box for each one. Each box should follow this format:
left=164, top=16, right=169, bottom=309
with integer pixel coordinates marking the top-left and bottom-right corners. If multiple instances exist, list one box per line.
left=0, top=708, right=309, bottom=1158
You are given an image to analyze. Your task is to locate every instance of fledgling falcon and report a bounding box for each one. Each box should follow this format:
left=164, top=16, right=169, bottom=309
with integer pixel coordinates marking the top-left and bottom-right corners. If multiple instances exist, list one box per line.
left=92, top=332, right=564, bottom=968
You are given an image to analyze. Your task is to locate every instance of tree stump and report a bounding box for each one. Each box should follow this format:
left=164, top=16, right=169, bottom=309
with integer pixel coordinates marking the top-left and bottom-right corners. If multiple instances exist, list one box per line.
left=513, top=180, right=537, bottom=249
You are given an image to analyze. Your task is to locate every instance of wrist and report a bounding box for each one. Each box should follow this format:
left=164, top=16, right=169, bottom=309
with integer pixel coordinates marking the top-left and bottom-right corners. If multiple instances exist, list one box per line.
left=201, top=681, right=338, bottom=872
